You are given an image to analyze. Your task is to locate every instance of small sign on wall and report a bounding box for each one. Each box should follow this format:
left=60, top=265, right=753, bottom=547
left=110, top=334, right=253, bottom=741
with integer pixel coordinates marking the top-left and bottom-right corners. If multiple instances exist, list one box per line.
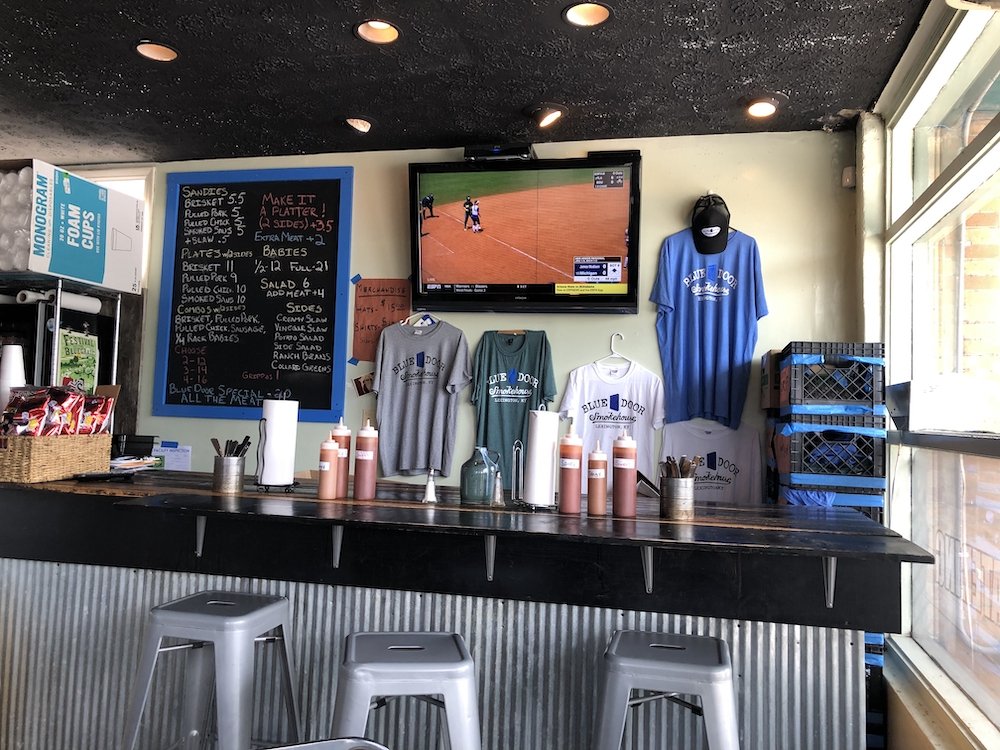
left=352, top=278, right=410, bottom=363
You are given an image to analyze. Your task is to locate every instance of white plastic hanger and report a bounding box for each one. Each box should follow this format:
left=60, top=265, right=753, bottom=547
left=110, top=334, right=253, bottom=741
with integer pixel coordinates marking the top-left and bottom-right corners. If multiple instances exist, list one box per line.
left=400, top=312, right=437, bottom=327
left=595, top=332, right=631, bottom=365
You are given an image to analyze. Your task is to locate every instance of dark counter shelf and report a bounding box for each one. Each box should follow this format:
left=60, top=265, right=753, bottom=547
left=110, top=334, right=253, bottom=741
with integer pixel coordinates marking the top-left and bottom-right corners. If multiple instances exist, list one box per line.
left=0, top=473, right=933, bottom=632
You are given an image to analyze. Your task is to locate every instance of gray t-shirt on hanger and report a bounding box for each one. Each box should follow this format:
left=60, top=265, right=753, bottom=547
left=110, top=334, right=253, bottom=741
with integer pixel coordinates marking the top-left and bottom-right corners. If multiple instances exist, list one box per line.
left=373, top=320, right=472, bottom=477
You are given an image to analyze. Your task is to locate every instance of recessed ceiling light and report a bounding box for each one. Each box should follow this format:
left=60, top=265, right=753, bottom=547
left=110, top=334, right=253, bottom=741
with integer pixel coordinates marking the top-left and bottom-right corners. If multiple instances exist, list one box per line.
left=135, top=40, right=179, bottom=63
left=346, top=117, right=373, bottom=134
left=562, top=3, right=613, bottom=27
left=525, top=103, right=567, bottom=128
left=747, top=96, right=780, bottom=119
left=355, top=18, right=400, bottom=44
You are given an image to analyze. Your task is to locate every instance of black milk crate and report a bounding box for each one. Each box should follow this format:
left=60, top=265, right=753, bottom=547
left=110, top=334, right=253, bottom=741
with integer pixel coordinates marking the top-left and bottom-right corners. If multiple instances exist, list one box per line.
left=774, top=415, right=886, bottom=483
left=779, top=341, right=885, bottom=412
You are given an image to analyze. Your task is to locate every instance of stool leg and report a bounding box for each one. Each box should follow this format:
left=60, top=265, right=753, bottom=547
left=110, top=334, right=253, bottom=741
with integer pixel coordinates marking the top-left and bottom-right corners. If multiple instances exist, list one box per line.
left=441, top=679, right=482, bottom=750
left=592, top=669, right=633, bottom=750
left=179, top=643, right=215, bottom=750
left=330, top=674, right=373, bottom=739
left=122, top=625, right=164, bottom=750
left=701, top=680, right=741, bottom=750
left=277, top=621, right=302, bottom=742
left=212, top=632, right=255, bottom=750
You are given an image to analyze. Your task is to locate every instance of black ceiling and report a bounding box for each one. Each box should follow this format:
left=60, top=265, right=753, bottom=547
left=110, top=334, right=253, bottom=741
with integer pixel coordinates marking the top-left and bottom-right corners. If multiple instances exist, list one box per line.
left=0, top=0, right=929, bottom=166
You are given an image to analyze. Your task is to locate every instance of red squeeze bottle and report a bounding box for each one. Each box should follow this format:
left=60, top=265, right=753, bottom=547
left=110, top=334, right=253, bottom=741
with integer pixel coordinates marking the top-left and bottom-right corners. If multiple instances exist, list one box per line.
left=331, top=417, right=352, bottom=500
left=353, top=419, right=379, bottom=500
left=558, top=421, right=583, bottom=514
left=612, top=431, right=637, bottom=518
left=587, top=441, right=608, bottom=516
left=317, top=432, right=340, bottom=501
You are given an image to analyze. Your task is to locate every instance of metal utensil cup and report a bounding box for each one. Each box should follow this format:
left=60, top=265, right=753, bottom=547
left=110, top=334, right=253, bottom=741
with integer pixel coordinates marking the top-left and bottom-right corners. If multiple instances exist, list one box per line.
left=213, top=455, right=245, bottom=494
left=660, top=477, right=694, bottom=521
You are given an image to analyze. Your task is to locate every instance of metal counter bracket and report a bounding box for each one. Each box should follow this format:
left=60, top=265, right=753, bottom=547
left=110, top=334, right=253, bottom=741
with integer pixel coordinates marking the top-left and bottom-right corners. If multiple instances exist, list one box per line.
left=641, top=546, right=654, bottom=593
left=332, top=525, right=344, bottom=568
left=195, top=515, right=206, bottom=558
left=823, top=556, right=837, bottom=608
left=485, top=535, right=496, bottom=582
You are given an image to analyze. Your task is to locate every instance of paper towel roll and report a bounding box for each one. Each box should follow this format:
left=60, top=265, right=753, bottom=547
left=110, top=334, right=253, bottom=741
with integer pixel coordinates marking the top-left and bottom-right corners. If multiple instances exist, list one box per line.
left=16, top=290, right=45, bottom=304
left=257, top=399, right=299, bottom=486
left=0, top=294, right=16, bottom=304
left=45, top=289, right=102, bottom=314
left=0, top=344, right=27, bottom=408
left=522, top=409, right=560, bottom=507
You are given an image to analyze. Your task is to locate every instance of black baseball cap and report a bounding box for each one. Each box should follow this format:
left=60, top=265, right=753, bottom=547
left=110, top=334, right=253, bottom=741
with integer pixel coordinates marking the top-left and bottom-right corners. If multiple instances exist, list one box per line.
left=691, top=194, right=731, bottom=254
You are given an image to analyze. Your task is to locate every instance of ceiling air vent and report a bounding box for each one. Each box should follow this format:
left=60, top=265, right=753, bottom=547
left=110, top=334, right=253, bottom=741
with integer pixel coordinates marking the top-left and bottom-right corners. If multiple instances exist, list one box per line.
left=945, top=0, right=1000, bottom=10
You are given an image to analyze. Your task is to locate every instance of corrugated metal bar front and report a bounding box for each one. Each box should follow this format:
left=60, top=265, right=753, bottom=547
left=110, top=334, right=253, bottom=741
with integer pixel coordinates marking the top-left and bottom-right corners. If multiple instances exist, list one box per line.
left=0, top=558, right=865, bottom=749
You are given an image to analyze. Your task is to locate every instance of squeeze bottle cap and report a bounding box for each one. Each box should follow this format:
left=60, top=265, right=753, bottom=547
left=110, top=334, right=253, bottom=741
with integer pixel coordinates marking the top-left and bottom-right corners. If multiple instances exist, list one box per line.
left=614, top=430, right=636, bottom=447
left=358, top=419, right=378, bottom=437
left=590, top=440, right=606, bottom=458
left=321, top=430, right=339, bottom=450
left=332, top=417, right=351, bottom=436
left=560, top=417, right=583, bottom=445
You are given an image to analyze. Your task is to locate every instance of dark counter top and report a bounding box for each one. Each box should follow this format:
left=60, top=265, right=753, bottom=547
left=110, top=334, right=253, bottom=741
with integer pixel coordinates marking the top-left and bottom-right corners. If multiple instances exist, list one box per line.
left=116, top=486, right=931, bottom=563
left=0, top=473, right=933, bottom=631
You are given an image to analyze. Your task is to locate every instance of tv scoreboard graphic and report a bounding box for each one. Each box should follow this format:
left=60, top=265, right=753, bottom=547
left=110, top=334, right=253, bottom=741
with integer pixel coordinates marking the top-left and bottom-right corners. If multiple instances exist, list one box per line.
left=593, top=169, right=626, bottom=188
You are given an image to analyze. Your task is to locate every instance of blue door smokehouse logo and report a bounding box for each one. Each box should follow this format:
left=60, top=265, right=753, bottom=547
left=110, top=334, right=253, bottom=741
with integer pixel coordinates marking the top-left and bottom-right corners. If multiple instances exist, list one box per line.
left=393, top=350, right=445, bottom=382
left=695, top=451, right=739, bottom=487
left=683, top=261, right=738, bottom=301
left=487, top=367, right=537, bottom=403
left=582, top=393, right=646, bottom=424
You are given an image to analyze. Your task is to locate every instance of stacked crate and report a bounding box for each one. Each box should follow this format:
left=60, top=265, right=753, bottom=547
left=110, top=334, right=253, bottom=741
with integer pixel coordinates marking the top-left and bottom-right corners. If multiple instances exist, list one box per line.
left=765, top=341, right=887, bottom=518
left=762, top=341, right=888, bottom=749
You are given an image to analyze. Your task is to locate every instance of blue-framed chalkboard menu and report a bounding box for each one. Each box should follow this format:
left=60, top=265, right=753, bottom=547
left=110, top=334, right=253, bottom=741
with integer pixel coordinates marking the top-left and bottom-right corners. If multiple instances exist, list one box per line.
left=153, top=166, right=353, bottom=422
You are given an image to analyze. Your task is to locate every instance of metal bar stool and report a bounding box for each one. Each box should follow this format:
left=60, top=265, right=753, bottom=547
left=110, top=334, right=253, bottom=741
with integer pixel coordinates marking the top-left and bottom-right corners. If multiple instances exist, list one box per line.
left=331, top=632, right=481, bottom=750
left=593, top=630, right=740, bottom=750
left=271, top=740, right=389, bottom=750
left=122, top=590, right=301, bottom=750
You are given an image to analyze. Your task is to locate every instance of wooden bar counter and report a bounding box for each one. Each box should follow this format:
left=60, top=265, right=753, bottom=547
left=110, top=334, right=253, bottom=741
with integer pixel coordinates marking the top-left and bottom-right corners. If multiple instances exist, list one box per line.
left=0, top=472, right=931, bottom=632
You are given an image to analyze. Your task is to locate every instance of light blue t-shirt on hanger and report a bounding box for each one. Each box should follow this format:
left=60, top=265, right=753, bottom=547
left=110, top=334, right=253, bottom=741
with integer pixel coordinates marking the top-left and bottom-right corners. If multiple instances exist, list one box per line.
left=649, top=228, right=768, bottom=429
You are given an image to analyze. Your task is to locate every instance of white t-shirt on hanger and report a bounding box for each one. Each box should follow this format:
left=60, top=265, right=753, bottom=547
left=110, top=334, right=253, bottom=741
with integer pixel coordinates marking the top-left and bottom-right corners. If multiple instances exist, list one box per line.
left=559, top=360, right=665, bottom=495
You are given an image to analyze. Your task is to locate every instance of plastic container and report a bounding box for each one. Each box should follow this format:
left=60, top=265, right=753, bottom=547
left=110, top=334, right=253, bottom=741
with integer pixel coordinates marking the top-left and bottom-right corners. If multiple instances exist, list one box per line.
left=558, top=422, right=583, bottom=514
left=460, top=446, right=501, bottom=505
left=352, top=419, right=378, bottom=500
left=331, top=417, right=352, bottom=500
left=612, top=431, right=637, bottom=518
left=587, top=441, right=608, bottom=516
left=317, top=432, right=340, bottom=500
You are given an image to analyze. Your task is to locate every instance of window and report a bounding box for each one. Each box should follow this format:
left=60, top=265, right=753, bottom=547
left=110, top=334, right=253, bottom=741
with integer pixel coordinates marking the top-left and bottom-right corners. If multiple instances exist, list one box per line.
left=884, top=6, right=1000, bottom=741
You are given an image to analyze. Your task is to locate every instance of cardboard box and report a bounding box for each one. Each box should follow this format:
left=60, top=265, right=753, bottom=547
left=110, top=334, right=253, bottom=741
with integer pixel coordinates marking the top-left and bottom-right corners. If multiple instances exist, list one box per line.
left=26, top=159, right=144, bottom=294
left=760, top=349, right=783, bottom=409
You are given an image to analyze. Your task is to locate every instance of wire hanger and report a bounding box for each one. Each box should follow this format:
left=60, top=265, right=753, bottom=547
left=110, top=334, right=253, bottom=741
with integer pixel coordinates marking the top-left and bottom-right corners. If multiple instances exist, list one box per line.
left=595, top=332, right=631, bottom=365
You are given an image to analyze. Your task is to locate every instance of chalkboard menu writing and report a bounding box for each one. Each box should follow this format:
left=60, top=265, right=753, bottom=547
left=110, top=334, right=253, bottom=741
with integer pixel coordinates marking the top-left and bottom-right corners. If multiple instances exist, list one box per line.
left=153, top=167, right=353, bottom=421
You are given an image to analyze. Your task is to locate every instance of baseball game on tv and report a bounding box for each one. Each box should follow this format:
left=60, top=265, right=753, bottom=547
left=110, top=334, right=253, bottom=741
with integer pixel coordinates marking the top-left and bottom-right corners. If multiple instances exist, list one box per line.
left=408, top=152, right=641, bottom=313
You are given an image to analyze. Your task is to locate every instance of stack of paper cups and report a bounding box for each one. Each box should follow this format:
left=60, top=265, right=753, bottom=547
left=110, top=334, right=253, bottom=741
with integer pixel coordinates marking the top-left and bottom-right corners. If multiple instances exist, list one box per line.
left=522, top=409, right=560, bottom=507
left=258, top=399, right=299, bottom=486
left=0, top=344, right=27, bottom=408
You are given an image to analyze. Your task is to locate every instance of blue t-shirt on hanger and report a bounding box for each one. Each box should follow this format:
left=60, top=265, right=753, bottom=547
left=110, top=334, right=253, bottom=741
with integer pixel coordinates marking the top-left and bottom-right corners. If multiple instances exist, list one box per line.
left=649, top=227, right=768, bottom=428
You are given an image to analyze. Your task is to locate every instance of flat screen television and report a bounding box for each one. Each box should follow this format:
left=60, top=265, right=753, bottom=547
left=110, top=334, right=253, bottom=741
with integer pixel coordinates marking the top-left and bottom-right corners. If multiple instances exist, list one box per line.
left=409, top=151, right=641, bottom=314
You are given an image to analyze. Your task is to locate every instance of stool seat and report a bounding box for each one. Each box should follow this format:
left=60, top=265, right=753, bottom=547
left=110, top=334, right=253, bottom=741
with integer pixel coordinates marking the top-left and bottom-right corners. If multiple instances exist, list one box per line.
left=594, top=630, right=740, bottom=750
left=332, top=632, right=481, bottom=750
left=123, top=590, right=301, bottom=750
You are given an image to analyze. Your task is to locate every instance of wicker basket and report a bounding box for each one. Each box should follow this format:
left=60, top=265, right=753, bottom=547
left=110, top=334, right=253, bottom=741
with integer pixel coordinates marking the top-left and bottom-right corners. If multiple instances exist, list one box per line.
left=0, top=433, right=112, bottom=483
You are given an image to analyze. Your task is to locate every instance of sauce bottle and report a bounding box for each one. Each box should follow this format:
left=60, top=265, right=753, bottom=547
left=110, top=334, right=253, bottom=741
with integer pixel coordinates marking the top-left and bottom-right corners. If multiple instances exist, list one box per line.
left=317, top=432, right=340, bottom=500
left=587, top=440, right=608, bottom=516
left=612, top=431, right=637, bottom=518
left=558, top=420, right=583, bottom=514
left=331, top=417, right=352, bottom=500
left=353, top=419, right=379, bottom=500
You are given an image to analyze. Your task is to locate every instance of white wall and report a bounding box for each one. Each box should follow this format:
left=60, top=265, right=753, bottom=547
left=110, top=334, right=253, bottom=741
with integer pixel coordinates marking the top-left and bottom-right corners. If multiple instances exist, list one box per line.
left=137, top=130, right=860, bottom=481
